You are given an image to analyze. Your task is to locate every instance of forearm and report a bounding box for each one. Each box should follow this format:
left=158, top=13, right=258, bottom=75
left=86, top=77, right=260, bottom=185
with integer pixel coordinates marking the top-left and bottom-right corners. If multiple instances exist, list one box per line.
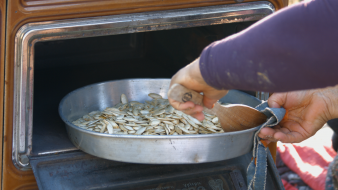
left=200, top=0, right=338, bottom=92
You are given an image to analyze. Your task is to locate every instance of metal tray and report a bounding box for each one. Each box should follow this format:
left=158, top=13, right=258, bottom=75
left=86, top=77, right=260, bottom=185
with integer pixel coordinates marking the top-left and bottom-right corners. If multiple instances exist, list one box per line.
left=59, top=79, right=262, bottom=164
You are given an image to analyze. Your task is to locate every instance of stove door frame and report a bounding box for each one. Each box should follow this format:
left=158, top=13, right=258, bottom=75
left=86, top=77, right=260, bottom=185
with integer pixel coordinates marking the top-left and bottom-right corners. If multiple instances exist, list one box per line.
left=13, top=1, right=275, bottom=170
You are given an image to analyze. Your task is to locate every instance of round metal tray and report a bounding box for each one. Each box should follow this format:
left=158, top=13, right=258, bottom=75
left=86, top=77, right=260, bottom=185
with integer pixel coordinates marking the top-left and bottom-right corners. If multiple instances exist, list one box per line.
left=59, top=79, right=262, bottom=164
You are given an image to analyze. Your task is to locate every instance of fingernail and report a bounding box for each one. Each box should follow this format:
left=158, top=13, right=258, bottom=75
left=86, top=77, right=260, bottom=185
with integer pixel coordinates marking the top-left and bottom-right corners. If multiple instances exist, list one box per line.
left=188, top=104, right=194, bottom=109
left=270, top=102, right=279, bottom=108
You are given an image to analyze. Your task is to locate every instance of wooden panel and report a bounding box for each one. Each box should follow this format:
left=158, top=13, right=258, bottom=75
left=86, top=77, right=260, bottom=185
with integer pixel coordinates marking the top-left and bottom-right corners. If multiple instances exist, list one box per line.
left=268, top=142, right=277, bottom=163
left=3, top=0, right=287, bottom=189
left=0, top=0, right=4, bottom=188
left=283, top=0, right=289, bottom=6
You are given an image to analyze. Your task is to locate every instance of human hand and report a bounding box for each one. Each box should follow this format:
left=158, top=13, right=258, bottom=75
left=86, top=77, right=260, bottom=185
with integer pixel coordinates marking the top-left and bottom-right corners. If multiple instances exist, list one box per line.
left=259, top=86, right=338, bottom=143
left=168, top=58, right=228, bottom=121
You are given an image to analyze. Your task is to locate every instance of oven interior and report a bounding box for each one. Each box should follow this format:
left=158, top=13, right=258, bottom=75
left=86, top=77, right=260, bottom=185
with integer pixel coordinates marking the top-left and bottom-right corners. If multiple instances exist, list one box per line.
left=31, top=21, right=281, bottom=189
left=32, top=22, right=255, bottom=156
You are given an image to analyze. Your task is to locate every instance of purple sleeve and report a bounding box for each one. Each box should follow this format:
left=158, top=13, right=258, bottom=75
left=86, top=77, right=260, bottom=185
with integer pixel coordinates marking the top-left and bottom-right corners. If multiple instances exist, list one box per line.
left=199, top=0, right=338, bottom=92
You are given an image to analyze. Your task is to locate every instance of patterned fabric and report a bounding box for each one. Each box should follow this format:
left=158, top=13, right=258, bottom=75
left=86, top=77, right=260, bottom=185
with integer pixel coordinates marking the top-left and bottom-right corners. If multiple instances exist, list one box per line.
left=276, top=151, right=312, bottom=190
left=326, top=154, right=338, bottom=190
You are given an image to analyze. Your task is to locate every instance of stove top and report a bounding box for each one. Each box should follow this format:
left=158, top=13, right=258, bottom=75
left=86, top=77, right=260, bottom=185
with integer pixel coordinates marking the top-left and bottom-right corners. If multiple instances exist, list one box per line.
left=30, top=151, right=281, bottom=190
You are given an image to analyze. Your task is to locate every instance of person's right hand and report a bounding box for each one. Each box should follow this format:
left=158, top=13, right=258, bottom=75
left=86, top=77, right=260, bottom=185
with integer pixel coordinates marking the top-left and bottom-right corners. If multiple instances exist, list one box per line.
left=259, top=85, right=338, bottom=143
left=168, top=58, right=228, bottom=121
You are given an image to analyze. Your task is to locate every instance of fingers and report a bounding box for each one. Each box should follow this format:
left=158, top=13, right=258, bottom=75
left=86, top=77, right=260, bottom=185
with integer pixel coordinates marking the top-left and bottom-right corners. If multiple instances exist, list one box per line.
left=258, top=126, right=280, bottom=142
left=168, top=98, right=205, bottom=121
left=268, top=93, right=287, bottom=108
left=168, top=98, right=195, bottom=110
left=203, top=90, right=228, bottom=109
left=258, top=125, right=307, bottom=143
left=191, top=112, right=205, bottom=121
left=183, top=104, right=204, bottom=116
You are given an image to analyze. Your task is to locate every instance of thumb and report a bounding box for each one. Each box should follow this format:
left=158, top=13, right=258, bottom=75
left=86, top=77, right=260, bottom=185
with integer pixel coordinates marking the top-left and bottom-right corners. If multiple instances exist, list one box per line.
left=202, top=89, right=229, bottom=109
left=203, top=97, right=218, bottom=109
left=268, top=93, right=287, bottom=108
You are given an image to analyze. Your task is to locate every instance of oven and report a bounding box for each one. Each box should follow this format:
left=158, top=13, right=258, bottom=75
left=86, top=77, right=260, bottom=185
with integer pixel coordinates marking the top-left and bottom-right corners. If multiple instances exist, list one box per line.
left=2, top=0, right=287, bottom=189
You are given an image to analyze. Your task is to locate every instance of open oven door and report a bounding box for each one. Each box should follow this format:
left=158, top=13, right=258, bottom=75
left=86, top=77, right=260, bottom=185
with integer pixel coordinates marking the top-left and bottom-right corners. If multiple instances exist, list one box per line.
left=29, top=150, right=284, bottom=190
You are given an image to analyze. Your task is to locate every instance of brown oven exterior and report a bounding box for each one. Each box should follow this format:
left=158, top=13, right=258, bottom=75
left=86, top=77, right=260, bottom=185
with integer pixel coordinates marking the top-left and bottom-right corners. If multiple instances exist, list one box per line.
left=0, top=0, right=4, bottom=189
left=1, top=0, right=288, bottom=189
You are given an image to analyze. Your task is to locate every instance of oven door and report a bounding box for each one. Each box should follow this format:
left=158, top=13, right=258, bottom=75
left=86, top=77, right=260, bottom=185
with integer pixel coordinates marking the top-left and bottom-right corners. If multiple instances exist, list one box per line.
left=30, top=151, right=282, bottom=190
left=13, top=2, right=282, bottom=189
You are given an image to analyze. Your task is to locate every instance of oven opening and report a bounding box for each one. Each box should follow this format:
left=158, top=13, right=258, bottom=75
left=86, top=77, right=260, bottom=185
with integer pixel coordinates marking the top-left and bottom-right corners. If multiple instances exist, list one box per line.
left=32, top=21, right=255, bottom=156
left=11, top=2, right=282, bottom=188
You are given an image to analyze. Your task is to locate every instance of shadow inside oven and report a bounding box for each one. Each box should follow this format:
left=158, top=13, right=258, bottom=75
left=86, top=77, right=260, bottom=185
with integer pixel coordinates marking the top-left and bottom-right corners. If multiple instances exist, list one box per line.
left=32, top=21, right=255, bottom=156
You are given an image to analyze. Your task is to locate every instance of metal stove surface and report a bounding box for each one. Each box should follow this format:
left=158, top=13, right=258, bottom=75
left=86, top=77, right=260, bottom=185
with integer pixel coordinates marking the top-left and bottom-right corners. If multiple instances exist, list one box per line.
left=30, top=151, right=281, bottom=190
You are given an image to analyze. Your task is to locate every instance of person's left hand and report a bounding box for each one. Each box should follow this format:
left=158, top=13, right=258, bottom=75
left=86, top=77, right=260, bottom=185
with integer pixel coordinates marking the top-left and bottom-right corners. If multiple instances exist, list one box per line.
left=259, top=86, right=338, bottom=143
left=168, top=58, right=228, bottom=121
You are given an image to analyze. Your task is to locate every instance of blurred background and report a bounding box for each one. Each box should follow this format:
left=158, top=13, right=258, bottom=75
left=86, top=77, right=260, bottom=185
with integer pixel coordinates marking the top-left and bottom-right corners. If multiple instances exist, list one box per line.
left=289, top=0, right=303, bottom=5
